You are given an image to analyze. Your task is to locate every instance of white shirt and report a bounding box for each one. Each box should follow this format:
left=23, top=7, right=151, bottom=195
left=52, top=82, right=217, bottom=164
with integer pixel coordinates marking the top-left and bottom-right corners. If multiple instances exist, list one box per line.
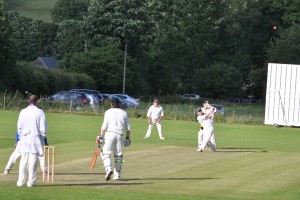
left=17, top=105, right=47, bottom=156
left=197, top=115, right=213, bottom=129
left=147, top=105, right=164, bottom=122
left=101, top=108, right=130, bottom=135
left=201, top=107, right=215, bottom=122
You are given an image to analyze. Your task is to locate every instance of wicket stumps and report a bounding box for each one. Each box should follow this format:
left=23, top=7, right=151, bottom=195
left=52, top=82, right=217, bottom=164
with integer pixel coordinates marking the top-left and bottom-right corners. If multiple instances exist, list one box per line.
left=43, top=146, right=55, bottom=182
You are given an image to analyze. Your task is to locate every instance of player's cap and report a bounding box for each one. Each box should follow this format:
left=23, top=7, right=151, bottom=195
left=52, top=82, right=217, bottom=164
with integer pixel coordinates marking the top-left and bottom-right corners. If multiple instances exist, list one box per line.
left=196, top=107, right=203, bottom=112
left=154, top=98, right=159, bottom=103
left=110, top=96, right=120, bottom=104
left=204, top=100, right=209, bottom=104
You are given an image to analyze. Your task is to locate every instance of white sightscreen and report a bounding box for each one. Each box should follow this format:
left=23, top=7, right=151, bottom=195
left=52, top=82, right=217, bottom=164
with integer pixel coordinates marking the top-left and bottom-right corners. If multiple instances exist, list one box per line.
left=265, top=63, right=300, bottom=126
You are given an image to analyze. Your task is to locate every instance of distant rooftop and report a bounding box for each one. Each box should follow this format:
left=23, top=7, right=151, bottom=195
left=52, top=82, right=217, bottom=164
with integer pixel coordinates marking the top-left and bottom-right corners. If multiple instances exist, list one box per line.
left=32, top=57, right=58, bottom=69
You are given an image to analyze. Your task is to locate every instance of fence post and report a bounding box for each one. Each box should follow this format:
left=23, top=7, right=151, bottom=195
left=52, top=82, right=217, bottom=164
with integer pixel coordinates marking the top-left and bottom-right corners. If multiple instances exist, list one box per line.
left=193, top=108, right=196, bottom=120
left=233, top=110, right=235, bottom=124
left=70, top=100, right=73, bottom=113
left=3, top=95, right=6, bottom=110
left=3, top=89, right=7, bottom=110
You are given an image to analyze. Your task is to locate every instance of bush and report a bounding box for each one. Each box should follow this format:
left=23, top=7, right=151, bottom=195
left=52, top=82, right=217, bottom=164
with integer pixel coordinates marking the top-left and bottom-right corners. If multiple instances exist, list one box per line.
left=8, top=62, right=96, bottom=95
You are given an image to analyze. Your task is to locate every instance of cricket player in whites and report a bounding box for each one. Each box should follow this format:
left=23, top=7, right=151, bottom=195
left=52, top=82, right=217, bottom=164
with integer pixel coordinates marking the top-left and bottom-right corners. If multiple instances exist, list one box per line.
left=144, top=98, right=165, bottom=140
left=201, top=100, right=217, bottom=148
left=3, top=132, right=48, bottom=174
left=196, top=108, right=216, bottom=152
left=96, top=97, right=131, bottom=181
left=17, top=95, right=47, bottom=187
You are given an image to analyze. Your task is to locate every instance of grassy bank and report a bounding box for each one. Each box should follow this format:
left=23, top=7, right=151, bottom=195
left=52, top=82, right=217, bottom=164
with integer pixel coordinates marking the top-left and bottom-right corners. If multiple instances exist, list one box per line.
left=4, top=0, right=57, bottom=22
left=0, top=110, right=300, bottom=200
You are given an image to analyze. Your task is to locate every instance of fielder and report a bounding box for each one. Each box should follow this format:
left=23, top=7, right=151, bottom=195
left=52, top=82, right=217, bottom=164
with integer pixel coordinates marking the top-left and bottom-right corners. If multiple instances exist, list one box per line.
left=96, top=97, right=131, bottom=181
left=144, top=98, right=165, bottom=140
left=196, top=108, right=216, bottom=152
left=3, top=132, right=48, bottom=174
left=17, top=95, right=47, bottom=187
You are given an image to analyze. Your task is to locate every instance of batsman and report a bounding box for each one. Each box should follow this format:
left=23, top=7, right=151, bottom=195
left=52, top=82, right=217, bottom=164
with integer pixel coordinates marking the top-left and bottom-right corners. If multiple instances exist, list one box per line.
left=96, top=97, right=131, bottom=181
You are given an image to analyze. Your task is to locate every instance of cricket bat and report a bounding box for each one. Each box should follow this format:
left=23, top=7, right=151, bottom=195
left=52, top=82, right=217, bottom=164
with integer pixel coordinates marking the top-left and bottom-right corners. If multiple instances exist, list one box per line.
left=89, top=144, right=100, bottom=170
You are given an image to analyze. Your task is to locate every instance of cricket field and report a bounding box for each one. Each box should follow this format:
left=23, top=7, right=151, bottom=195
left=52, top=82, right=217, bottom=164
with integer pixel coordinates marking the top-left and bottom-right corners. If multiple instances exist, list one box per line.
left=0, top=110, right=299, bottom=200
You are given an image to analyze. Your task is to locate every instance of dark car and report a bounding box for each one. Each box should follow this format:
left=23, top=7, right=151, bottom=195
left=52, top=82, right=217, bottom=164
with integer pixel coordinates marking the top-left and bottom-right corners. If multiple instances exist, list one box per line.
left=64, top=91, right=90, bottom=110
left=108, top=95, right=130, bottom=109
left=227, top=98, right=241, bottom=103
left=70, top=89, right=104, bottom=104
left=181, top=94, right=200, bottom=100
left=41, top=91, right=90, bottom=110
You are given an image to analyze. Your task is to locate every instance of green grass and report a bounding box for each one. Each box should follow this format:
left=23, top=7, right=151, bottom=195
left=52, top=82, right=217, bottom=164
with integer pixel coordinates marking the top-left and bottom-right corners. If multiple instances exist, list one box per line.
left=4, top=0, right=57, bottom=22
left=0, top=110, right=300, bottom=200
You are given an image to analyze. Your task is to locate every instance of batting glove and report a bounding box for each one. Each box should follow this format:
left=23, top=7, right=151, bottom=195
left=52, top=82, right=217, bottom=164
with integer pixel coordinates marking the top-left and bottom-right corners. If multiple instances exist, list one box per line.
left=96, top=135, right=104, bottom=144
left=124, top=138, right=131, bottom=147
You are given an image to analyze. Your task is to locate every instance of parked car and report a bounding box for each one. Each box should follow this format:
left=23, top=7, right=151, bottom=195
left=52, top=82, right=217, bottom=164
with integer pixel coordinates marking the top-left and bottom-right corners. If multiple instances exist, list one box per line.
left=113, top=94, right=140, bottom=107
left=70, top=89, right=104, bottom=104
left=108, top=95, right=136, bottom=108
left=41, top=91, right=91, bottom=110
left=98, top=93, right=109, bottom=100
left=47, top=91, right=68, bottom=100
left=62, top=91, right=91, bottom=110
left=85, top=93, right=101, bottom=109
left=227, top=98, right=241, bottom=103
left=212, top=104, right=226, bottom=115
left=181, top=94, right=200, bottom=100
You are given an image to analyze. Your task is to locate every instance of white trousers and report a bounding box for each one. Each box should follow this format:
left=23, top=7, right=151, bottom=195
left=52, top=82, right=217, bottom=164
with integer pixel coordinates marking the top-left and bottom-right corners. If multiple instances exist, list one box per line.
left=5, top=150, right=46, bottom=172
left=145, top=122, right=163, bottom=138
left=198, top=129, right=203, bottom=147
left=17, top=152, right=38, bottom=187
left=199, top=127, right=216, bottom=151
left=198, top=129, right=217, bottom=149
left=210, top=131, right=217, bottom=147
left=101, top=132, right=124, bottom=175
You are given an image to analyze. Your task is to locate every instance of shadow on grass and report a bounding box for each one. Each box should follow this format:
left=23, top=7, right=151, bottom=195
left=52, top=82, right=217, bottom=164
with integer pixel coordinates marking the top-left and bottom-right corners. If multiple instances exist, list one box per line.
left=54, top=172, right=105, bottom=175
left=38, top=177, right=219, bottom=187
left=215, top=147, right=267, bottom=153
left=39, top=182, right=149, bottom=187
left=215, top=150, right=257, bottom=153
left=123, top=177, right=220, bottom=181
left=221, top=147, right=264, bottom=150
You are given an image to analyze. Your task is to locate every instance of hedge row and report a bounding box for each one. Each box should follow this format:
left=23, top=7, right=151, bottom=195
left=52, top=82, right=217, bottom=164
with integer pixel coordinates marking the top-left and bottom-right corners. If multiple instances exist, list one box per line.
left=8, top=62, right=96, bottom=96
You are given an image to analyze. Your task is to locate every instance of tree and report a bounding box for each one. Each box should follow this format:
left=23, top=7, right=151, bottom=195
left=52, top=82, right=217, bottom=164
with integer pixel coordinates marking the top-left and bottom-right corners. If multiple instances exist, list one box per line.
left=0, top=0, right=17, bottom=90
left=248, top=23, right=300, bottom=100
left=37, top=22, right=58, bottom=57
left=144, top=0, right=226, bottom=94
left=84, top=0, right=154, bottom=51
left=54, top=20, right=85, bottom=59
left=84, top=0, right=156, bottom=94
left=267, top=24, right=300, bottom=65
left=51, top=0, right=90, bottom=23
left=217, top=0, right=274, bottom=75
left=6, top=12, right=57, bottom=61
left=259, top=0, right=300, bottom=28
left=248, top=66, right=267, bottom=99
left=60, top=46, right=138, bottom=93
left=194, top=62, right=243, bottom=99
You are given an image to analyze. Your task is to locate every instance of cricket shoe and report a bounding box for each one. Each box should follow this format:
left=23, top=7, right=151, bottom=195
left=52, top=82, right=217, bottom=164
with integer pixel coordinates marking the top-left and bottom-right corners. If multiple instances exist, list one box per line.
left=27, top=184, right=36, bottom=187
left=144, top=136, right=150, bottom=139
left=160, top=137, right=165, bottom=140
left=197, top=148, right=203, bottom=152
left=105, top=170, right=113, bottom=181
left=3, top=169, right=10, bottom=174
left=113, top=173, right=120, bottom=180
